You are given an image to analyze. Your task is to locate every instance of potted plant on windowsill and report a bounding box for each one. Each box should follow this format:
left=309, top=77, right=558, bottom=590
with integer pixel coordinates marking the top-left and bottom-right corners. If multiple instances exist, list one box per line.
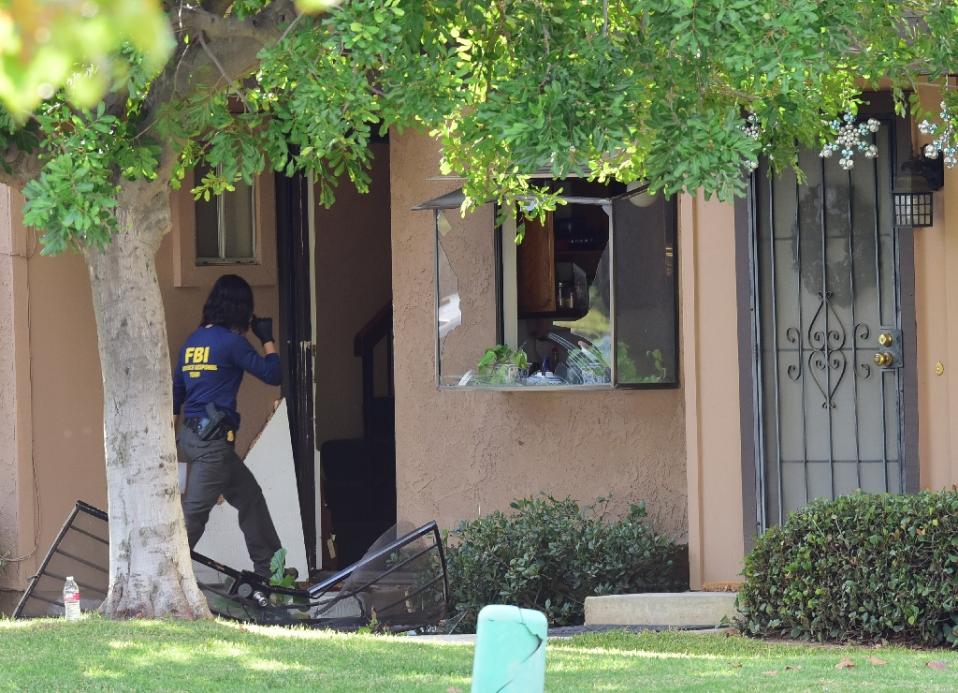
left=474, top=345, right=530, bottom=385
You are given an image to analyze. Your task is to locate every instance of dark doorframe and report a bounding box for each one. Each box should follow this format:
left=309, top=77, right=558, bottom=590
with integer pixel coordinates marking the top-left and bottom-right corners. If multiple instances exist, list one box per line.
left=859, top=93, right=920, bottom=496
left=276, top=171, right=318, bottom=573
left=735, top=187, right=761, bottom=552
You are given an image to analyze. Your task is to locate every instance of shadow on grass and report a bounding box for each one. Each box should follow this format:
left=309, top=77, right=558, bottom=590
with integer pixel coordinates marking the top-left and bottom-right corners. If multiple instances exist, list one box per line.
left=0, top=619, right=473, bottom=692
left=3, top=620, right=958, bottom=692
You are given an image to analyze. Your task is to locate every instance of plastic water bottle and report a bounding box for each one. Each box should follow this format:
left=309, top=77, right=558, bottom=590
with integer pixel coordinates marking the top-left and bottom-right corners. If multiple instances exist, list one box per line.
left=63, top=576, right=81, bottom=621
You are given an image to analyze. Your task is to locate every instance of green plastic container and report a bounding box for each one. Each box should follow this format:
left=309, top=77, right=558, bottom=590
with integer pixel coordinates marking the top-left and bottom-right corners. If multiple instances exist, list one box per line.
left=471, top=605, right=547, bottom=693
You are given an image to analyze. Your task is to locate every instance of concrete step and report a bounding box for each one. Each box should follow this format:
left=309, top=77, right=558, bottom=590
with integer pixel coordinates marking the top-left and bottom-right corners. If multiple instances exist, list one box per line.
left=584, top=592, right=739, bottom=628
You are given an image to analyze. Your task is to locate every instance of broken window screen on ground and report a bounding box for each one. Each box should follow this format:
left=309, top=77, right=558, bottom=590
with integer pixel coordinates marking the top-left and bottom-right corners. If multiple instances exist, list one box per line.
left=424, top=180, right=679, bottom=389
left=16, top=502, right=448, bottom=633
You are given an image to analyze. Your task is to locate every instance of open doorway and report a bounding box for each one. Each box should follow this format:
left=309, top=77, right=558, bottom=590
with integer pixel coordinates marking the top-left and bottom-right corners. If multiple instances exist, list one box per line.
left=311, top=140, right=396, bottom=569
left=313, top=140, right=395, bottom=568
left=277, top=140, right=395, bottom=573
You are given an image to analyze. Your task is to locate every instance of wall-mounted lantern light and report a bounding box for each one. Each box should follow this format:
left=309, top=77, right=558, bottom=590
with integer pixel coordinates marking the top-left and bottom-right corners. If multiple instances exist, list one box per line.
left=893, top=154, right=944, bottom=228
left=893, top=191, right=934, bottom=228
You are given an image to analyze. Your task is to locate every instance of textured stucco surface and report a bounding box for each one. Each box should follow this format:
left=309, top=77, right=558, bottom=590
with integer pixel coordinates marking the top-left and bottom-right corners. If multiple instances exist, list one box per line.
left=913, top=85, right=958, bottom=490
left=389, top=131, right=687, bottom=539
left=680, top=193, right=746, bottom=588
left=25, top=234, right=108, bottom=583
left=0, top=182, right=281, bottom=592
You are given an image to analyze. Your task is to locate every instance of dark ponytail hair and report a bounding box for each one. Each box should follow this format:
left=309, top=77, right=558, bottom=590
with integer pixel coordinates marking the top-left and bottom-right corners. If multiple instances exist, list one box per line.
left=202, top=274, right=253, bottom=332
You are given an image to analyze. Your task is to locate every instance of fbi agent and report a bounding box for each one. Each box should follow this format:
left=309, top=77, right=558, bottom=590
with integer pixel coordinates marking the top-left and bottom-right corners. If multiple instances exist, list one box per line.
left=173, top=274, right=282, bottom=577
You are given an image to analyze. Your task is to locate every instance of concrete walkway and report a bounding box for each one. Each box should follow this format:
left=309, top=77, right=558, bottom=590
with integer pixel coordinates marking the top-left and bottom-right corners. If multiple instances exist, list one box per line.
left=409, top=592, right=741, bottom=644
left=584, top=592, right=739, bottom=628
left=408, top=624, right=734, bottom=644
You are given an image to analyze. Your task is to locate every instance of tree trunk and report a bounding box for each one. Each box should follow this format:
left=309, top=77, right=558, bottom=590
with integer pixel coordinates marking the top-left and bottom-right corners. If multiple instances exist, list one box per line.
left=85, top=179, right=210, bottom=619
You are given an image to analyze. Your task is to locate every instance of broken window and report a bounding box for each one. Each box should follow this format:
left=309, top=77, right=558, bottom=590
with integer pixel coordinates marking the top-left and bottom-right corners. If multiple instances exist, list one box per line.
left=433, top=203, right=499, bottom=385
left=417, top=180, right=679, bottom=389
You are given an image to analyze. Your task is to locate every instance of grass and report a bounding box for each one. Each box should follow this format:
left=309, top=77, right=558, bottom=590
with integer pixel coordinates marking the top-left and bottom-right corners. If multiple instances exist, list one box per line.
left=0, top=618, right=957, bottom=691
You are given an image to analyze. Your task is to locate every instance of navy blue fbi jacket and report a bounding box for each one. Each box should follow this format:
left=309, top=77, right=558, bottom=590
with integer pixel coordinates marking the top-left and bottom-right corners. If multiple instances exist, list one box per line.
left=172, top=325, right=281, bottom=431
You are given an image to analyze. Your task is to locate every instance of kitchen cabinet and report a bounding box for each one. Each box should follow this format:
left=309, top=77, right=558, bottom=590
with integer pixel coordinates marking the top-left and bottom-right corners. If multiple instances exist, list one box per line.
left=516, top=212, right=556, bottom=314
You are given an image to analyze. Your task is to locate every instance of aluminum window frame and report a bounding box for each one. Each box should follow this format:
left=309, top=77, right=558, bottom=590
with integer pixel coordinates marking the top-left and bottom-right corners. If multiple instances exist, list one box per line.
left=195, top=165, right=259, bottom=266
left=420, top=183, right=680, bottom=391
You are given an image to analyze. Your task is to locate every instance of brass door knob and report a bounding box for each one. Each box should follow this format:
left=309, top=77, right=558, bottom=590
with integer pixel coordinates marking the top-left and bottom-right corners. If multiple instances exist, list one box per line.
left=873, top=352, right=894, bottom=368
left=878, top=332, right=894, bottom=347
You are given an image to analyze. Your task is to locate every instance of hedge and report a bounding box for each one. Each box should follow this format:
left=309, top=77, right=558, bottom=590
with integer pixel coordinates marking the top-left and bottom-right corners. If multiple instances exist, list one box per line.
left=737, top=490, right=958, bottom=647
left=444, top=495, right=687, bottom=631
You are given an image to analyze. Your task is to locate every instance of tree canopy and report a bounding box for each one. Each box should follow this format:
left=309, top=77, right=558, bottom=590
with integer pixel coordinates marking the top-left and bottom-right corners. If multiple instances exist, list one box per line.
left=0, top=0, right=172, bottom=116
left=3, top=1, right=958, bottom=254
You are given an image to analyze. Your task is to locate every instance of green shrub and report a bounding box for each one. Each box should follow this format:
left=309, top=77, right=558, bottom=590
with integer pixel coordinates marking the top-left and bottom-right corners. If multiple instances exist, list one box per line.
left=444, top=495, right=687, bottom=631
left=737, top=490, right=958, bottom=647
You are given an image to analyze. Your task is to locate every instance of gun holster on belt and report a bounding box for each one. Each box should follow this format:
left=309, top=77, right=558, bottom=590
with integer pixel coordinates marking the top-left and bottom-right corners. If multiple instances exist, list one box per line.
left=197, top=402, right=228, bottom=441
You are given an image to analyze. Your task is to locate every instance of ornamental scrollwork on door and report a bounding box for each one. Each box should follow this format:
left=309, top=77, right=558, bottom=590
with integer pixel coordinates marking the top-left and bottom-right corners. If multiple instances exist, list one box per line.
left=782, top=293, right=877, bottom=409
left=855, top=323, right=873, bottom=381
left=806, top=291, right=846, bottom=409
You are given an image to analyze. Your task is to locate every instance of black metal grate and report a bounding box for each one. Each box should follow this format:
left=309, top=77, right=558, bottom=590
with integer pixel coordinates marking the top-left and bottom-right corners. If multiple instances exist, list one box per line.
left=14, top=501, right=447, bottom=631
left=12, top=502, right=109, bottom=618
left=894, top=192, right=934, bottom=228
left=751, top=130, right=907, bottom=530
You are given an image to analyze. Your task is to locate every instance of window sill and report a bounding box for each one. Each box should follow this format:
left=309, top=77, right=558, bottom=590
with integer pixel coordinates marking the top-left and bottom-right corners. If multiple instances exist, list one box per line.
left=196, top=259, right=260, bottom=267
left=437, top=381, right=679, bottom=392
left=439, top=383, right=613, bottom=392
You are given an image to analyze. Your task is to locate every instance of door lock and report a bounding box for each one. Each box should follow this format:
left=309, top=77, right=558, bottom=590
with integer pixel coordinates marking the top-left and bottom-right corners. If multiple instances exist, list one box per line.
left=873, top=352, right=894, bottom=368
left=873, top=327, right=903, bottom=370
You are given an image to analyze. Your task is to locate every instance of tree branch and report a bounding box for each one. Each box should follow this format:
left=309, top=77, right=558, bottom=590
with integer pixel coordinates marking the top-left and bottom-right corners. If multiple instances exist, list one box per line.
left=0, top=147, right=42, bottom=190
left=158, top=0, right=296, bottom=106
left=200, top=0, right=235, bottom=14
left=138, top=0, right=299, bottom=176
left=278, top=11, right=305, bottom=44
left=196, top=32, right=252, bottom=110
left=175, top=1, right=295, bottom=43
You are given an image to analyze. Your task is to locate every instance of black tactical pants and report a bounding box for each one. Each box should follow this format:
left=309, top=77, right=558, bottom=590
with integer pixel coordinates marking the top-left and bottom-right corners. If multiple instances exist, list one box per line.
left=178, top=423, right=281, bottom=577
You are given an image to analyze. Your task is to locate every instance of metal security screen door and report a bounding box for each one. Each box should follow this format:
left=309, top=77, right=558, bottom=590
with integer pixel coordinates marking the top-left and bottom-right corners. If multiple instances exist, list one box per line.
left=751, top=120, right=917, bottom=529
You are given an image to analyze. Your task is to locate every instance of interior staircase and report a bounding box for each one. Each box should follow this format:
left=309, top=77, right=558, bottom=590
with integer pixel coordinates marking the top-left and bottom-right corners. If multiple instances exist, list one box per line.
left=320, top=304, right=396, bottom=567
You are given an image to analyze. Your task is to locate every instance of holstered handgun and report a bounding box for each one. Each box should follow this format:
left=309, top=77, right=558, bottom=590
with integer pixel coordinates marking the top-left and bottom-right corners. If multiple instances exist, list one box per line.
left=198, top=402, right=227, bottom=440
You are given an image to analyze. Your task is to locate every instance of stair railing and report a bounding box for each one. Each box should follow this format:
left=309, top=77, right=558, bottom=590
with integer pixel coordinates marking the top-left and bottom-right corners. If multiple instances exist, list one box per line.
left=353, top=303, right=393, bottom=438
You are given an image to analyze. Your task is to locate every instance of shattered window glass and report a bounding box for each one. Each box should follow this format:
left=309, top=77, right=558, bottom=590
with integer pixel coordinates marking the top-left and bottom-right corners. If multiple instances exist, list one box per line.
left=426, top=181, right=679, bottom=389
left=435, top=205, right=498, bottom=386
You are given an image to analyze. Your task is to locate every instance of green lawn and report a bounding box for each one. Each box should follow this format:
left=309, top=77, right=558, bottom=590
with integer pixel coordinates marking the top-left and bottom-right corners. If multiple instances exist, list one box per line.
left=0, top=618, right=956, bottom=691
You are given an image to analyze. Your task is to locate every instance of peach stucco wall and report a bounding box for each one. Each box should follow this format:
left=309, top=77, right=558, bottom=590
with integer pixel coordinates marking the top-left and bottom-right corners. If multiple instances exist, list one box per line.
left=0, top=182, right=280, bottom=604
left=914, top=85, right=958, bottom=490
left=388, top=131, right=688, bottom=540
left=680, top=194, right=745, bottom=589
